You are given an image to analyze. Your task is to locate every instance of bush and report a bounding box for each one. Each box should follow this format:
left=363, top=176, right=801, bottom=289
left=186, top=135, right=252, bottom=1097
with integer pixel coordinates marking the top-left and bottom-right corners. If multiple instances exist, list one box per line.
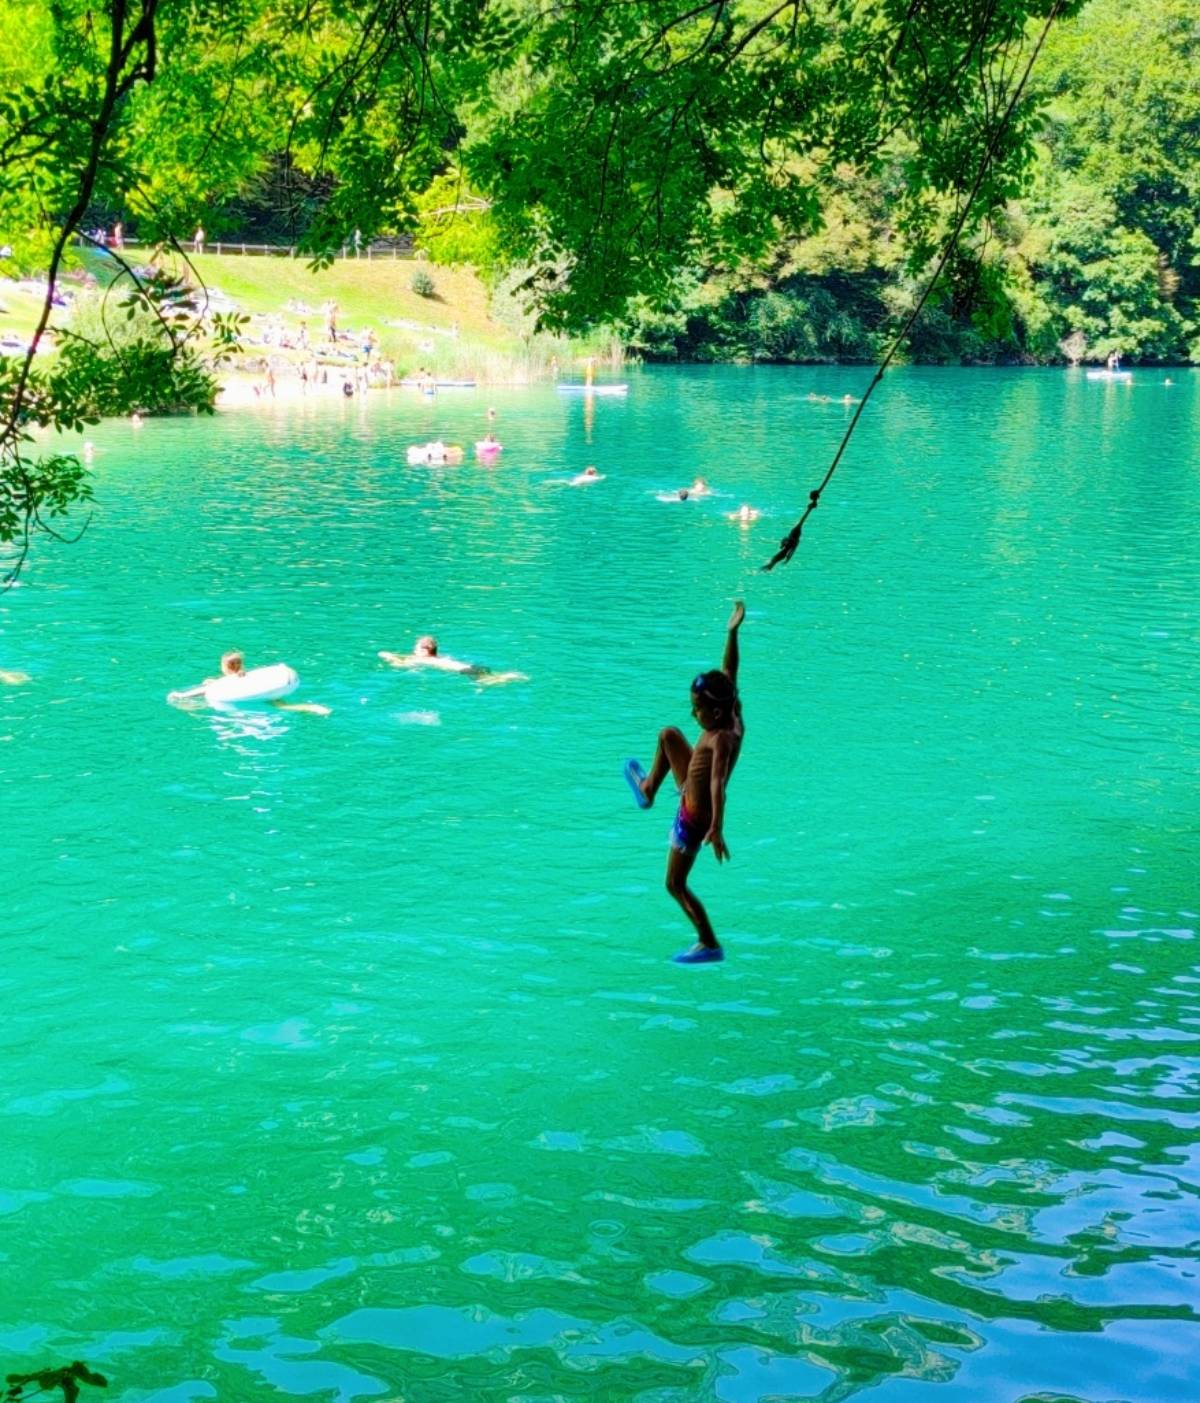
left=58, top=281, right=219, bottom=416
left=410, top=269, right=436, bottom=298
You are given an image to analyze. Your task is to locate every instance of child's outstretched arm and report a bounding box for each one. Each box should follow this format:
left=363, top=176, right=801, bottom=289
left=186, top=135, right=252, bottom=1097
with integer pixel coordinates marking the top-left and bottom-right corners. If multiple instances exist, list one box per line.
left=722, top=600, right=746, bottom=686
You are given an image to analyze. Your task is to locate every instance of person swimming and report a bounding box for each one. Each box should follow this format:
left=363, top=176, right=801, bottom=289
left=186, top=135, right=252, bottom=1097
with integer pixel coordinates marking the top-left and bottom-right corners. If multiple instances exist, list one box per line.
left=168, top=650, right=330, bottom=714
left=726, top=504, right=760, bottom=523
left=379, top=636, right=526, bottom=687
left=570, top=466, right=604, bottom=486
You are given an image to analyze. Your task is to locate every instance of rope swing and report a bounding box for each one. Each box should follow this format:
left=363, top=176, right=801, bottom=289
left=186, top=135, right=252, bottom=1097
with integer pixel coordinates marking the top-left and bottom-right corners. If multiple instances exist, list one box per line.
left=763, top=0, right=1068, bottom=574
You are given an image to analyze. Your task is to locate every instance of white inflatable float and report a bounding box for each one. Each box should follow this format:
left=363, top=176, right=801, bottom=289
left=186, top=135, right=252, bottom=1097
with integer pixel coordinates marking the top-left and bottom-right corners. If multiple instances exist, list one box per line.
left=168, top=663, right=299, bottom=708
left=556, top=383, right=628, bottom=396
left=206, top=663, right=298, bottom=706
left=407, top=442, right=464, bottom=465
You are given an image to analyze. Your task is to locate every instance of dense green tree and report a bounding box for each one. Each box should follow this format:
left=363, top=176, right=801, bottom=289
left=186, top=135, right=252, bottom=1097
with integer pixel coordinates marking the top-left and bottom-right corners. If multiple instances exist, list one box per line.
left=594, top=0, right=1199, bottom=369
left=464, top=0, right=1073, bottom=328
left=1012, top=0, right=1200, bottom=359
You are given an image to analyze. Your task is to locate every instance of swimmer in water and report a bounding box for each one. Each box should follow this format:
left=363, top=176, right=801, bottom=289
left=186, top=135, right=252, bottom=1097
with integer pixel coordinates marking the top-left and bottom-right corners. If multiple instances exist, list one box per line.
left=169, top=650, right=330, bottom=714
left=570, top=466, right=604, bottom=486
left=223, top=651, right=330, bottom=714
left=625, top=601, right=747, bottom=964
left=689, top=477, right=712, bottom=497
left=379, top=636, right=526, bottom=687
left=726, top=504, right=760, bottom=523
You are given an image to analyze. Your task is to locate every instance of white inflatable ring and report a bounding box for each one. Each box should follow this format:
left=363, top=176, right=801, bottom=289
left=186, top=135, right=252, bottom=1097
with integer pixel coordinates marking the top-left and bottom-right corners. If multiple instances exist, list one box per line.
left=204, top=663, right=299, bottom=707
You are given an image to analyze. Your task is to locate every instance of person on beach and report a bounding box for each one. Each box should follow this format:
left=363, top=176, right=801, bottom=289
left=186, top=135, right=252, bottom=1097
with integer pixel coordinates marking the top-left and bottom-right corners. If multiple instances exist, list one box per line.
left=625, top=602, right=746, bottom=964
left=379, top=637, right=526, bottom=687
left=193, top=226, right=205, bottom=254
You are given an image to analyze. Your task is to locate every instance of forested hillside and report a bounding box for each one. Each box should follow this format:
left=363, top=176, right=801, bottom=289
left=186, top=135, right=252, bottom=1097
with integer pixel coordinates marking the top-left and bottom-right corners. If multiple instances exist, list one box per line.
left=613, top=0, right=1198, bottom=365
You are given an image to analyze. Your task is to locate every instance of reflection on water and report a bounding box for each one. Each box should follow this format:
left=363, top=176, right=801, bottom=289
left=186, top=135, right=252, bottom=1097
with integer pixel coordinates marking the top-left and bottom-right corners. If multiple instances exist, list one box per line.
left=1, top=367, right=1198, bottom=1400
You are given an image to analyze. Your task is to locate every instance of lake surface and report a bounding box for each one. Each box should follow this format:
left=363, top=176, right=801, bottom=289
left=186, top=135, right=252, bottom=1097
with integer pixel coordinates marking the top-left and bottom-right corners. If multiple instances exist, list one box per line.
left=2, top=366, right=1198, bottom=1401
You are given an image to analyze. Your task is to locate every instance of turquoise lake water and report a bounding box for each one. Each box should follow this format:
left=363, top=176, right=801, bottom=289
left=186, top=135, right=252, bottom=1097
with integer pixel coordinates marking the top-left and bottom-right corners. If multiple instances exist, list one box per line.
left=2, top=366, right=1198, bottom=1401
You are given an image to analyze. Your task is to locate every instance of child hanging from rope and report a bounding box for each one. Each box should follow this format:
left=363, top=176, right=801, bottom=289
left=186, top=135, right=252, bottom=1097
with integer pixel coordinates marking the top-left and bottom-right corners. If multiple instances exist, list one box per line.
left=625, top=601, right=746, bottom=964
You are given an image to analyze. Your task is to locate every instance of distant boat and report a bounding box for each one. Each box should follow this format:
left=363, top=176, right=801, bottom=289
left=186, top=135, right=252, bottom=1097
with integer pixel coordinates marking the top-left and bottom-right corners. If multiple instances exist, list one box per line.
left=556, top=382, right=628, bottom=396
left=1085, top=369, right=1132, bottom=381
left=398, top=378, right=477, bottom=389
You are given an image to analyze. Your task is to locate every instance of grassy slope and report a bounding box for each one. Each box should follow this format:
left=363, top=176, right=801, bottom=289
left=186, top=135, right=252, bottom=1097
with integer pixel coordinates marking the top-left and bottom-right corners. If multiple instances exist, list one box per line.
left=189, top=252, right=511, bottom=349
left=0, top=279, right=58, bottom=340
left=0, top=250, right=604, bottom=384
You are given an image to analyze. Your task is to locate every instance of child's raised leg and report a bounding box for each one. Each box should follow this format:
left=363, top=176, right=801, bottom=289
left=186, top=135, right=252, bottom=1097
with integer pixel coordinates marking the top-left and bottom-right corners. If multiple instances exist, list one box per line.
left=640, top=726, right=691, bottom=806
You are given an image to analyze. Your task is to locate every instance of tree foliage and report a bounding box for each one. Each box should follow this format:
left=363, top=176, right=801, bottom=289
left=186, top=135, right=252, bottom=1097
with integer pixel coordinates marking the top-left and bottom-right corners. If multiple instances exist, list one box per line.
left=613, top=0, right=1199, bottom=367
left=464, top=0, right=1075, bottom=328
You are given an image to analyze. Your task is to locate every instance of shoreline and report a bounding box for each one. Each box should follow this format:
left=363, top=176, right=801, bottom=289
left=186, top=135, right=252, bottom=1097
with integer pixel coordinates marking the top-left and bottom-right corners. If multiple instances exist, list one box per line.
left=213, top=368, right=562, bottom=411
left=213, top=360, right=1190, bottom=413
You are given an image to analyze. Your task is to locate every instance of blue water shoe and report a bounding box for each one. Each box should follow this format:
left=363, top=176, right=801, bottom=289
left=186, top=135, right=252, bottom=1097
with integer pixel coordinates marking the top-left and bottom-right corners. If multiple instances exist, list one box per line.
left=624, top=758, right=651, bottom=809
left=673, top=945, right=725, bottom=965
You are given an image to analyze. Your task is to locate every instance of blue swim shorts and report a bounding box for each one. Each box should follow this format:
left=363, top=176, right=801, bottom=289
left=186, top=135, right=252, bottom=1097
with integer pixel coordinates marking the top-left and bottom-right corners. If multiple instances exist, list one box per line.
left=669, top=801, right=706, bottom=857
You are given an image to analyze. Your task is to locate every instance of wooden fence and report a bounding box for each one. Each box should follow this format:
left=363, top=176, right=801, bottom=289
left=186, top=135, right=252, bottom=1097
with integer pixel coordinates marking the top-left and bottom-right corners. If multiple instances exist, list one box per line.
left=80, top=237, right=414, bottom=259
